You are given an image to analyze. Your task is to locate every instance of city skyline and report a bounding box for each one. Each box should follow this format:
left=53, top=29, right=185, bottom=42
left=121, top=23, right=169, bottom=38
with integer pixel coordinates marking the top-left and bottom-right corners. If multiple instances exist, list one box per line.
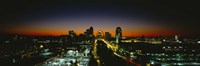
left=3, top=26, right=183, bottom=37
left=1, top=1, right=200, bottom=66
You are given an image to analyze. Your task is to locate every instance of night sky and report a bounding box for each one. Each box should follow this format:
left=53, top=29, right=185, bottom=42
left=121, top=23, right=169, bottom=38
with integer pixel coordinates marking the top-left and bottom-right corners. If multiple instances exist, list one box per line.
left=1, top=0, right=200, bottom=37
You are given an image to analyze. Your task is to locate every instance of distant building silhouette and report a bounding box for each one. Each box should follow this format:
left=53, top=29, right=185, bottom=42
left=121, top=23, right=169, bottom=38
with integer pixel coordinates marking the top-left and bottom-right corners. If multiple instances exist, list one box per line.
left=175, top=35, right=179, bottom=42
left=67, top=30, right=77, bottom=43
left=89, top=26, right=94, bottom=36
left=105, top=32, right=111, bottom=40
left=115, top=27, right=122, bottom=44
left=69, top=30, right=76, bottom=37
left=85, top=26, right=94, bottom=36
left=84, top=26, right=95, bottom=42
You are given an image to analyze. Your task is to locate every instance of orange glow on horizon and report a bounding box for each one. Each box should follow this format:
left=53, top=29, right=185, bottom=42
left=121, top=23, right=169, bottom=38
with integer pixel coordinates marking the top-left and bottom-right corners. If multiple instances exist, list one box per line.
left=5, top=24, right=179, bottom=37
left=8, top=30, right=177, bottom=37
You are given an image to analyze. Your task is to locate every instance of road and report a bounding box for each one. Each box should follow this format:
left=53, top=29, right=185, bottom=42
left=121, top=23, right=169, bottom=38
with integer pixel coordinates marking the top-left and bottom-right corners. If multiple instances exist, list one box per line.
left=93, top=38, right=139, bottom=66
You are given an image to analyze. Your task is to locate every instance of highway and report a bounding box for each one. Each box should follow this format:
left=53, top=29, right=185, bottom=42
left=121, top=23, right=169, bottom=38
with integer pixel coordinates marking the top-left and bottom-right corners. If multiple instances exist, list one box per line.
left=93, top=38, right=140, bottom=66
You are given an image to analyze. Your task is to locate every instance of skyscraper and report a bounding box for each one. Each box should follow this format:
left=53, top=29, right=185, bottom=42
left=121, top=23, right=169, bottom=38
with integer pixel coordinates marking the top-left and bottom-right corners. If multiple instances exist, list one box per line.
left=175, top=35, right=180, bottom=42
left=67, top=30, right=77, bottom=43
left=105, top=32, right=111, bottom=40
left=89, top=26, right=94, bottom=36
left=69, top=30, right=76, bottom=37
left=83, top=26, right=95, bottom=42
left=85, top=26, right=94, bottom=37
left=115, top=27, right=122, bottom=43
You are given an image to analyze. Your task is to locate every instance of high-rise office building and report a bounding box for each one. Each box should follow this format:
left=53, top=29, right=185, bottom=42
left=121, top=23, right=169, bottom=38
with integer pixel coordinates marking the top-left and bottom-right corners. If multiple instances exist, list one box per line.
left=82, top=26, right=95, bottom=42
left=105, top=32, right=111, bottom=40
left=175, top=35, right=180, bottom=42
left=69, top=30, right=76, bottom=37
left=115, top=27, right=122, bottom=43
left=85, top=26, right=94, bottom=37
left=89, top=26, right=94, bottom=36
left=67, top=30, right=77, bottom=43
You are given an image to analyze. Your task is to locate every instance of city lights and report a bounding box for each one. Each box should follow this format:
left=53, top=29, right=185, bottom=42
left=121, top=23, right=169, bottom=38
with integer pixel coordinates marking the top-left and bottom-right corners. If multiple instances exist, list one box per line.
left=1, top=0, right=199, bottom=66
